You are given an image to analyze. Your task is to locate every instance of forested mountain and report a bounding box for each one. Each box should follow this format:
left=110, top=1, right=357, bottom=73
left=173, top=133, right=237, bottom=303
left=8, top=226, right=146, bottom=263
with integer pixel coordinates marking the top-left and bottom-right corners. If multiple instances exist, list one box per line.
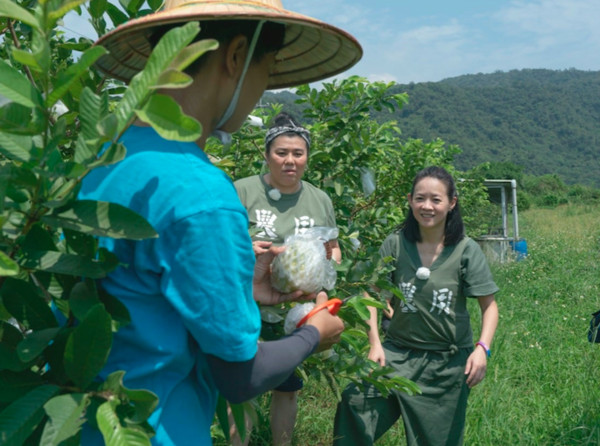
left=262, top=69, right=600, bottom=187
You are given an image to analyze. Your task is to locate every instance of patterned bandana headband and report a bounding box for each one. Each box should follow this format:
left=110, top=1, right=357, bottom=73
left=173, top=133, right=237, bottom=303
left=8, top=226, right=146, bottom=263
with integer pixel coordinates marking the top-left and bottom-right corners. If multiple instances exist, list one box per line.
left=264, top=125, right=311, bottom=151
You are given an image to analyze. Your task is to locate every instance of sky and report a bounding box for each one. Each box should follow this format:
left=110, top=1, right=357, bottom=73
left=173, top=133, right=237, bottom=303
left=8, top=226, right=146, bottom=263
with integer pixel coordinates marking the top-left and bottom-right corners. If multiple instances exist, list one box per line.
left=61, top=0, right=600, bottom=85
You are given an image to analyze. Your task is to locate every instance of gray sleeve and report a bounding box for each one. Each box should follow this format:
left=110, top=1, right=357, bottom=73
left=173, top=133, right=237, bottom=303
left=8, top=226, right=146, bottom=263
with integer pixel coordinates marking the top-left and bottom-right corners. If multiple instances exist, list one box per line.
left=205, top=325, right=320, bottom=404
left=462, top=238, right=500, bottom=297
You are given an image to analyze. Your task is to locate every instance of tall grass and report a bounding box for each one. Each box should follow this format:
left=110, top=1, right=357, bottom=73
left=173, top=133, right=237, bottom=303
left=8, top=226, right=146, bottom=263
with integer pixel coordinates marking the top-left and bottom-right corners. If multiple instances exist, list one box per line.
left=218, top=204, right=600, bottom=445
left=464, top=204, right=600, bottom=445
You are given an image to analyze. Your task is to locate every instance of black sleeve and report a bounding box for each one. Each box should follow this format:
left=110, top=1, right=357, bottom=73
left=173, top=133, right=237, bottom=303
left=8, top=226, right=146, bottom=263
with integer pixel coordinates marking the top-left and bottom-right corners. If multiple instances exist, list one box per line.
left=205, top=325, right=320, bottom=404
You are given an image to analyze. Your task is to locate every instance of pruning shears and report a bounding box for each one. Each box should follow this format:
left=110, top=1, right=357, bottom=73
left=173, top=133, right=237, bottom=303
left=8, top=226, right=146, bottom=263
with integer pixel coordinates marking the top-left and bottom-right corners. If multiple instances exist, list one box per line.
left=295, top=297, right=351, bottom=329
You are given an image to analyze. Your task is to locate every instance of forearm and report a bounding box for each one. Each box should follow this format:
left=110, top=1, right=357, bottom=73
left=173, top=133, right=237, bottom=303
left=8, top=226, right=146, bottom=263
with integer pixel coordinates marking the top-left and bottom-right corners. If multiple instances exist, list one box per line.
left=206, top=325, right=319, bottom=404
left=367, top=304, right=381, bottom=346
left=477, top=295, right=499, bottom=346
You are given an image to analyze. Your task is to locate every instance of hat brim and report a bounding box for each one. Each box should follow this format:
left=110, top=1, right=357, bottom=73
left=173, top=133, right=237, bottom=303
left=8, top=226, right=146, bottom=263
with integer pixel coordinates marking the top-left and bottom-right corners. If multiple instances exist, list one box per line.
left=94, top=5, right=362, bottom=90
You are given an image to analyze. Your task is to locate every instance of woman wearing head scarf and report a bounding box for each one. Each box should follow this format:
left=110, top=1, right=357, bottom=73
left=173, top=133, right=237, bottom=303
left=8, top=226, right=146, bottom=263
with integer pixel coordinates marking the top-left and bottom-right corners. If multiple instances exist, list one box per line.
left=333, top=166, right=499, bottom=446
left=234, top=112, right=341, bottom=445
left=80, top=2, right=361, bottom=444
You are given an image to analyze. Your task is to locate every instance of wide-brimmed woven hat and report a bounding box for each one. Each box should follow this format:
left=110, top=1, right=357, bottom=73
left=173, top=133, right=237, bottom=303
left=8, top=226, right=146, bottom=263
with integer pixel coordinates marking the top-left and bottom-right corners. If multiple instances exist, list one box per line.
left=94, top=0, right=362, bottom=89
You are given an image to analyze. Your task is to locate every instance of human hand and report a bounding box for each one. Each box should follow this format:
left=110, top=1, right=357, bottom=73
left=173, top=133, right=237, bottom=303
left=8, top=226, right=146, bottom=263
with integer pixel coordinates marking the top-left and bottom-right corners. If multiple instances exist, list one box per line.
left=465, top=347, right=487, bottom=388
left=253, top=245, right=310, bottom=305
left=252, top=240, right=272, bottom=256
left=305, top=292, right=345, bottom=352
left=367, top=342, right=386, bottom=367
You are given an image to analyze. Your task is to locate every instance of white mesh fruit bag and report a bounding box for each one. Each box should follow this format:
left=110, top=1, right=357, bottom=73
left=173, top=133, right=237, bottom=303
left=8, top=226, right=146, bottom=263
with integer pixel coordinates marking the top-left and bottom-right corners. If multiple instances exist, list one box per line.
left=283, top=302, right=315, bottom=335
left=271, top=226, right=338, bottom=294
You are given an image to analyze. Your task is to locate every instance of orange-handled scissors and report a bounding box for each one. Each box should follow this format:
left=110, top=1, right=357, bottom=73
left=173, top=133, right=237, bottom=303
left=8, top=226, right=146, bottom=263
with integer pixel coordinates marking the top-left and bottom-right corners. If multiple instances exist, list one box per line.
left=295, top=297, right=345, bottom=329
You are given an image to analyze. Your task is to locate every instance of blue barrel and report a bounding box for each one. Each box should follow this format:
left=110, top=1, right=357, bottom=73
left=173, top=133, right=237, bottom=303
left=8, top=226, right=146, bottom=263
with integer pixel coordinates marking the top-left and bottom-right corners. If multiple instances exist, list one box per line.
left=509, top=238, right=528, bottom=261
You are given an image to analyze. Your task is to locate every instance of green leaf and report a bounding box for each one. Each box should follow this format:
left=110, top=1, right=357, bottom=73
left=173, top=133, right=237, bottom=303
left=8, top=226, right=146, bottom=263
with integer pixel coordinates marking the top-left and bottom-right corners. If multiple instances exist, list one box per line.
left=64, top=304, right=112, bottom=389
left=167, top=39, right=219, bottom=73
left=43, top=328, right=71, bottom=387
left=122, top=388, right=158, bottom=425
left=135, top=94, right=202, bottom=142
left=97, top=400, right=152, bottom=446
left=46, top=0, right=88, bottom=26
left=0, top=131, right=34, bottom=162
left=41, top=393, right=90, bottom=446
left=353, top=300, right=372, bottom=320
left=153, top=69, right=193, bottom=89
left=340, top=329, right=367, bottom=352
left=69, top=281, right=101, bottom=321
left=41, top=200, right=157, bottom=240
left=0, top=102, right=35, bottom=134
left=0, top=370, right=45, bottom=403
left=62, top=228, right=97, bottom=257
left=21, top=223, right=58, bottom=252
left=1, top=278, right=58, bottom=331
left=0, top=385, right=60, bottom=446
left=89, top=0, right=107, bottom=18
left=97, top=114, right=118, bottom=141
left=0, top=0, right=40, bottom=29
left=18, top=249, right=118, bottom=279
left=229, top=402, right=247, bottom=441
left=30, top=28, right=52, bottom=74
left=0, top=59, right=42, bottom=108
left=17, top=327, right=61, bottom=363
left=101, top=371, right=158, bottom=424
left=46, top=46, right=108, bottom=107
left=360, top=296, right=386, bottom=310
left=119, top=0, right=144, bottom=15
left=147, top=0, right=162, bottom=10
left=75, top=87, right=110, bottom=164
left=59, top=38, right=93, bottom=52
left=215, top=395, right=231, bottom=442
left=86, top=142, right=126, bottom=169
left=45, top=177, right=80, bottom=208
left=11, top=48, right=42, bottom=73
left=0, top=251, right=19, bottom=276
left=0, top=321, right=27, bottom=372
left=98, top=287, right=131, bottom=331
left=105, top=2, right=128, bottom=27
left=114, top=21, right=199, bottom=133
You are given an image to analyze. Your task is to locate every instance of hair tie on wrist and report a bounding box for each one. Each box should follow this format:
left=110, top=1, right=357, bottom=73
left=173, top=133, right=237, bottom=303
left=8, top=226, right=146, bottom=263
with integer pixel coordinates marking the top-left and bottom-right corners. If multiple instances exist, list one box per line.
left=476, top=341, right=491, bottom=357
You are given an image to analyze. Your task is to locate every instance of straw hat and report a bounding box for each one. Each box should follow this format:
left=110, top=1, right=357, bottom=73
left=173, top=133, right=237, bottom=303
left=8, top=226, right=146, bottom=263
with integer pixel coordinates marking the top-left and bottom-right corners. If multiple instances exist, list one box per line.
left=94, top=0, right=363, bottom=89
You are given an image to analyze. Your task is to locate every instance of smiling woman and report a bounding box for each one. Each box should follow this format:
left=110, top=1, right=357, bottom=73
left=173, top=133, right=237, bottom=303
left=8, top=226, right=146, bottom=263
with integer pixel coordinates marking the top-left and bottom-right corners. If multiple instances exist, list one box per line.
left=334, top=165, right=499, bottom=446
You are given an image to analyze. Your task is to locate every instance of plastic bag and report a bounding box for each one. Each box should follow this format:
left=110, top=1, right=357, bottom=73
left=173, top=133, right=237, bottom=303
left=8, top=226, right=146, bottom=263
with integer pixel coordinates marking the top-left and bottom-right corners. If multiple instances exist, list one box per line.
left=359, top=167, right=376, bottom=197
left=271, top=226, right=338, bottom=294
left=283, top=302, right=315, bottom=334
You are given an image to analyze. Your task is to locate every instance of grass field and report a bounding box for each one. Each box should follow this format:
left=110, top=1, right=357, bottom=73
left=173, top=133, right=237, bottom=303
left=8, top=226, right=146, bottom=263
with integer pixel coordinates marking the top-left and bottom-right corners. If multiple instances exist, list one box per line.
left=217, top=204, right=600, bottom=445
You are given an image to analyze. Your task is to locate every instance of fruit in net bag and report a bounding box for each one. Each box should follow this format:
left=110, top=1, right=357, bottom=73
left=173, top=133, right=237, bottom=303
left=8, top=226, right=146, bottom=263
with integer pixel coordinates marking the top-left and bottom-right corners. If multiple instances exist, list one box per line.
left=283, top=303, right=315, bottom=335
left=271, top=227, right=338, bottom=294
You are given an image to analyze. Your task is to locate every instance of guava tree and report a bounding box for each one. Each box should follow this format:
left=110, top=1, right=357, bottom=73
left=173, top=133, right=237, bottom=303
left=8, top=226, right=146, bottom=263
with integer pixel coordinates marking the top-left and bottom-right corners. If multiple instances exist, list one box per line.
left=207, top=76, right=490, bottom=440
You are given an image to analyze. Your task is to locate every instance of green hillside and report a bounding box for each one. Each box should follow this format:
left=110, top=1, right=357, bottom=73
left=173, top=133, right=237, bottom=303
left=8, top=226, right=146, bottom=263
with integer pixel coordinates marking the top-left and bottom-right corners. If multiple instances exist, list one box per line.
left=263, top=69, right=600, bottom=187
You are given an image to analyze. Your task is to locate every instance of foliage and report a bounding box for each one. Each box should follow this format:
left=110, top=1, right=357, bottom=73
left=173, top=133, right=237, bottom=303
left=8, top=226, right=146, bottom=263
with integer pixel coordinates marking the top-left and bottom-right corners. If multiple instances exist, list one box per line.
left=232, top=204, right=600, bottom=445
left=208, top=76, right=490, bottom=440
left=0, top=1, right=215, bottom=444
left=0, top=2, right=496, bottom=444
left=263, top=68, right=600, bottom=189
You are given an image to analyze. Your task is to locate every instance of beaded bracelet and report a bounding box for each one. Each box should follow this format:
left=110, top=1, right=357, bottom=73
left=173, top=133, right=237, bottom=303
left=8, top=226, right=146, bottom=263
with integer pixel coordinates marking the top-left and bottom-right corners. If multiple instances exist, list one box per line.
left=476, top=341, right=491, bottom=357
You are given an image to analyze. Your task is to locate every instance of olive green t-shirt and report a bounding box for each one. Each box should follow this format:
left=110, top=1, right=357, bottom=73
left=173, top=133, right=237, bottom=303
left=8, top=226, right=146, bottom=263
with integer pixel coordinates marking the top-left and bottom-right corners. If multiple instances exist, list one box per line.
left=382, top=231, right=499, bottom=351
left=234, top=174, right=336, bottom=245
